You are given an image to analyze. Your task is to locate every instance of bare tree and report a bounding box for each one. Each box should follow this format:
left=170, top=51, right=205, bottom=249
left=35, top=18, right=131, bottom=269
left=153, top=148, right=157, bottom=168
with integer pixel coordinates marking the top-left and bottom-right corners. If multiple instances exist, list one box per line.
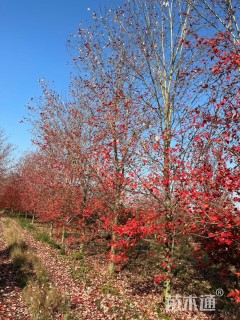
left=0, top=129, right=13, bottom=179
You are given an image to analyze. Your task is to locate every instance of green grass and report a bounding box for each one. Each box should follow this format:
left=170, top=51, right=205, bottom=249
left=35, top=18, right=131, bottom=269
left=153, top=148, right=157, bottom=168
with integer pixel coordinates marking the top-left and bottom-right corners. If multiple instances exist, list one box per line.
left=100, top=280, right=120, bottom=296
left=69, top=250, right=85, bottom=260
left=15, top=216, right=62, bottom=250
left=17, top=216, right=36, bottom=231
left=36, top=232, right=61, bottom=249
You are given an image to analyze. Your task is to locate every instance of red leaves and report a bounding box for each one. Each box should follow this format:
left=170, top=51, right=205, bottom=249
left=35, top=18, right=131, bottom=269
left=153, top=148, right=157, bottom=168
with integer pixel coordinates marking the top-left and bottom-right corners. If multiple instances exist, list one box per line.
left=227, top=290, right=240, bottom=303
left=221, top=231, right=232, bottom=238
left=212, top=66, right=220, bottom=74
left=194, top=136, right=202, bottom=142
left=211, top=215, right=219, bottom=222
left=154, top=274, right=169, bottom=284
left=208, top=233, right=215, bottom=238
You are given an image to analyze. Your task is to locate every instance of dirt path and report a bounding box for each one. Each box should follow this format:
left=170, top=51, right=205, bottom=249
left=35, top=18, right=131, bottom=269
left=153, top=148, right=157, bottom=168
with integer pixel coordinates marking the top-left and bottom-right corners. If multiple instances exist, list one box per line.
left=17, top=224, right=110, bottom=320
left=0, top=223, right=31, bottom=320
left=0, top=218, right=110, bottom=319
left=0, top=217, right=144, bottom=320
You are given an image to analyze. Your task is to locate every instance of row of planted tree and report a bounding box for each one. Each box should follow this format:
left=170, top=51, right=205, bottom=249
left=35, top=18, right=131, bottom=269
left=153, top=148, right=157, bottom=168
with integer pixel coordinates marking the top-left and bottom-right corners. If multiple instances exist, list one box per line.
left=0, top=0, right=239, bottom=304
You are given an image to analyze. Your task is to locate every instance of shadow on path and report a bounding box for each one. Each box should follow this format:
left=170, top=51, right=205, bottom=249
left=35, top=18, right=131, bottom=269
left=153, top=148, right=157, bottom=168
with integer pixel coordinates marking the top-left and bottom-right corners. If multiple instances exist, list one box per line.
left=0, top=226, right=30, bottom=319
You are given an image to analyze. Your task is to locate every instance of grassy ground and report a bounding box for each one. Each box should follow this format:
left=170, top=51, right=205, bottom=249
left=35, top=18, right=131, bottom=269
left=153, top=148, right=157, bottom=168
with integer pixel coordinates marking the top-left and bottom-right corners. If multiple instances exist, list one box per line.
left=1, top=216, right=76, bottom=319
left=1, top=211, right=239, bottom=319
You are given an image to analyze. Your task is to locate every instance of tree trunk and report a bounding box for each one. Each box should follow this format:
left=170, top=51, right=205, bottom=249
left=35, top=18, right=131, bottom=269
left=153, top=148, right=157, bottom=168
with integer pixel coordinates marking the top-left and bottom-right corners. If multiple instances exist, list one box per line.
left=162, top=93, right=173, bottom=307
left=109, top=214, right=118, bottom=275
left=49, top=222, right=54, bottom=238
left=61, top=225, right=66, bottom=252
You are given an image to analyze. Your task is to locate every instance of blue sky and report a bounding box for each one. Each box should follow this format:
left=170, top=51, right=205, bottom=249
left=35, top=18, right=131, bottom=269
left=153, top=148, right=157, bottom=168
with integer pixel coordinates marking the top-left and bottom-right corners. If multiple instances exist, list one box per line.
left=0, top=0, right=117, bottom=157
